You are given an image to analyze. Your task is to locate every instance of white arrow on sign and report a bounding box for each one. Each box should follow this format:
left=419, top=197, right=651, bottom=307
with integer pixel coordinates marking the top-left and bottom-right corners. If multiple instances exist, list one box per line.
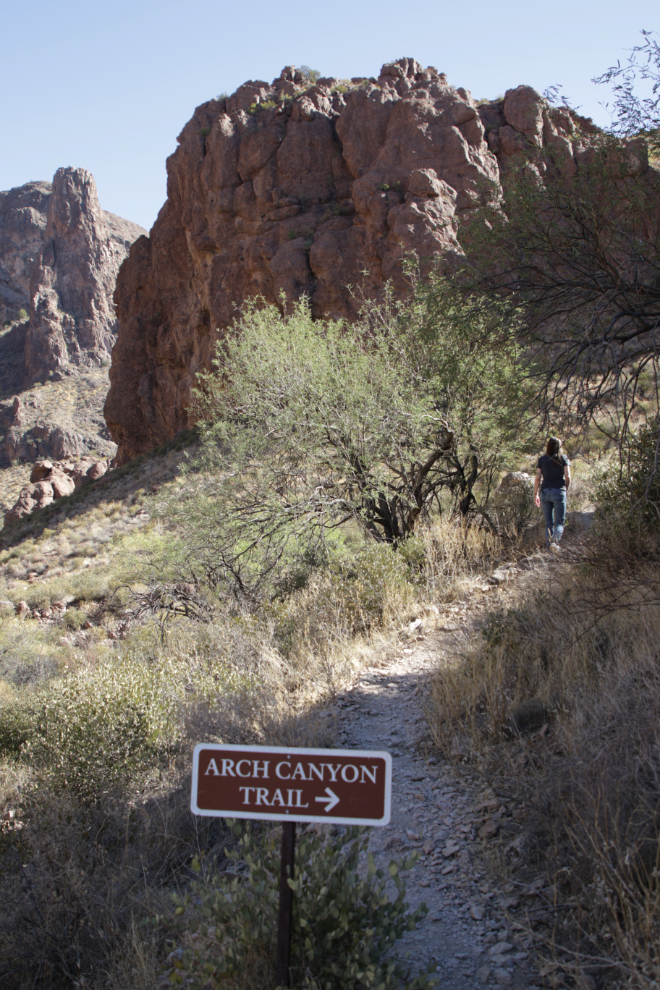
left=315, top=787, right=340, bottom=813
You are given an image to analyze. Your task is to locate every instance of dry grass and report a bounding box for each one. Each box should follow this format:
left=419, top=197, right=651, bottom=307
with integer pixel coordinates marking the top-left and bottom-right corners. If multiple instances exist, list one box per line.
left=429, top=532, right=660, bottom=987
left=0, top=494, right=501, bottom=989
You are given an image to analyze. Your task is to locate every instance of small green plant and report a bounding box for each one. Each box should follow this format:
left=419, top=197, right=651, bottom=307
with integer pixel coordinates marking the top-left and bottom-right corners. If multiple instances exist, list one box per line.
left=16, top=308, right=28, bottom=322
left=331, top=201, right=353, bottom=217
left=300, top=65, right=321, bottom=85
left=377, top=183, right=390, bottom=192
left=167, top=823, right=436, bottom=989
left=200, top=127, right=211, bottom=138
left=248, top=100, right=277, bottom=116
left=64, top=607, right=87, bottom=629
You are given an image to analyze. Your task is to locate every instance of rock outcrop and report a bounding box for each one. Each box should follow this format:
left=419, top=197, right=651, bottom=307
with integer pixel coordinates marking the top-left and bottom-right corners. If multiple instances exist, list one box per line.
left=0, top=168, right=145, bottom=386
left=105, top=59, right=594, bottom=463
left=4, top=456, right=109, bottom=526
left=0, top=181, right=51, bottom=327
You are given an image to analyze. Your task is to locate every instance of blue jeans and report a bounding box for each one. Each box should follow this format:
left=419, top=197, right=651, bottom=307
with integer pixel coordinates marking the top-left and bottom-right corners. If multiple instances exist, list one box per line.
left=540, top=488, right=566, bottom=546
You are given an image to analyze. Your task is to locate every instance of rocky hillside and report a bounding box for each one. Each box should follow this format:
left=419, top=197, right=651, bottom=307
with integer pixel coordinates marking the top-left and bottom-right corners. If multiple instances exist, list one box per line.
left=105, top=57, right=595, bottom=463
left=0, top=169, right=145, bottom=518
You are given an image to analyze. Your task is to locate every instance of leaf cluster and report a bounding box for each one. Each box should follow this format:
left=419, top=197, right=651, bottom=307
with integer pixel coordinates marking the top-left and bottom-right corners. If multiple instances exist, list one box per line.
left=595, top=30, right=660, bottom=149
left=167, top=822, right=436, bottom=989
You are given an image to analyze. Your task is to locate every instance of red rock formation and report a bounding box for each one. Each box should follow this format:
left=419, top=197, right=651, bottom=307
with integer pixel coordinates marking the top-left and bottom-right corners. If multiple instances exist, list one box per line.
left=0, top=181, right=51, bottom=326
left=23, top=168, right=145, bottom=383
left=105, top=61, right=590, bottom=463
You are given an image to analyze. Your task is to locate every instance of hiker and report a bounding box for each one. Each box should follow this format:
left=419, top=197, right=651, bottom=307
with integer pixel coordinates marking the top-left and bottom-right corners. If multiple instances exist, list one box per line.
left=534, top=437, right=571, bottom=551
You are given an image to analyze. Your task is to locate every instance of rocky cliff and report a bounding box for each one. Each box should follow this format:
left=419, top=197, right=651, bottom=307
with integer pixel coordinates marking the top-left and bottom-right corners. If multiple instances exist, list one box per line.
left=0, top=170, right=145, bottom=517
left=0, top=168, right=145, bottom=386
left=105, top=58, right=589, bottom=464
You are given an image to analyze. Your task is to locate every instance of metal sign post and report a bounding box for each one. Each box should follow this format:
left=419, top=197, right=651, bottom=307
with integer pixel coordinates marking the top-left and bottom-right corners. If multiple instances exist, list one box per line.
left=191, top=744, right=392, bottom=987
left=276, top=821, right=296, bottom=987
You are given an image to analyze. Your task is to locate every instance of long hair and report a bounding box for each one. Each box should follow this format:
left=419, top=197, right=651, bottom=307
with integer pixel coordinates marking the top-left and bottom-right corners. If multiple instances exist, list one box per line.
left=546, top=437, right=563, bottom=468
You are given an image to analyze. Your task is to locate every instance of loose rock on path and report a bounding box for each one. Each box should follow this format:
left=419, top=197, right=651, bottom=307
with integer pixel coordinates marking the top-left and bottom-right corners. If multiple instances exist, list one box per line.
left=331, top=549, right=572, bottom=989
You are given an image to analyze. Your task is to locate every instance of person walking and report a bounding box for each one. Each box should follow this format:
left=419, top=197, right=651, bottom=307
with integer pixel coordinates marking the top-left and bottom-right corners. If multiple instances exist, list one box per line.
left=534, top=437, right=571, bottom=552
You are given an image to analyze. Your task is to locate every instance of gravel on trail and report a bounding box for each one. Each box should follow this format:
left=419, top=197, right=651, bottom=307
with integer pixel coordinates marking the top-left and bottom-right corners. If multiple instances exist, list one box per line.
left=330, top=549, right=571, bottom=989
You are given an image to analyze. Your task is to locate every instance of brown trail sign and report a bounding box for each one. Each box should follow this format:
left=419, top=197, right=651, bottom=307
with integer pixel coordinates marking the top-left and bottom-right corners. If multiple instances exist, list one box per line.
left=192, top=744, right=391, bottom=825
left=191, top=744, right=392, bottom=987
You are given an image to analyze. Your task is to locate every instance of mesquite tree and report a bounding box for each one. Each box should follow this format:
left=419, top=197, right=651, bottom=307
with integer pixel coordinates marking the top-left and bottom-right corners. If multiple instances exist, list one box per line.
left=158, top=292, right=531, bottom=604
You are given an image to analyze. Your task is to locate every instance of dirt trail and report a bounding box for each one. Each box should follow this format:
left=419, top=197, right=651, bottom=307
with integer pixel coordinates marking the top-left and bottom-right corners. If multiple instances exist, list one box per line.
left=332, top=532, right=590, bottom=989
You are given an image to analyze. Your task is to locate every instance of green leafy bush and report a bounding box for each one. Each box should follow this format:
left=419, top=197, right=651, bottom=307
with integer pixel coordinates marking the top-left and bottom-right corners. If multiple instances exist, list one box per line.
left=168, top=823, right=436, bottom=990
left=64, top=606, right=87, bottom=629
left=596, top=421, right=660, bottom=540
left=157, top=290, right=530, bottom=606
left=3, top=657, right=180, bottom=795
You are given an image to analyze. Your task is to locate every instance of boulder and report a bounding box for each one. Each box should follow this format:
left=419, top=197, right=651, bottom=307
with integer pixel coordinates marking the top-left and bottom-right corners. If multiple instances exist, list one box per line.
left=30, top=459, right=53, bottom=482
left=493, top=472, right=534, bottom=536
left=49, top=469, right=75, bottom=498
left=50, top=427, right=86, bottom=460
left=86, top=460, right=108, bottom=482
left=503, top=85, right=544, bottom=147
left=3, top=456, right=110, bottom=526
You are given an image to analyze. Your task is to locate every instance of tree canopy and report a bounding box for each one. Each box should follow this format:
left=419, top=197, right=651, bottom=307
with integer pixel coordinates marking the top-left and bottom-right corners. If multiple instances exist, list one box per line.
left=158, top=290, right=532, bottom=604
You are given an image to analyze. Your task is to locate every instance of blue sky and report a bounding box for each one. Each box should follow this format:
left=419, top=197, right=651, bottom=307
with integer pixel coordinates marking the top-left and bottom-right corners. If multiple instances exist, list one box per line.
left=1, top=0, right=656, bottom=231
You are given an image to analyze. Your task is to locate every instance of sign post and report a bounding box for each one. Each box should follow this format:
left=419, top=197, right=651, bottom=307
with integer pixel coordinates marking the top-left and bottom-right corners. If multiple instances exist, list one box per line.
left=191, top=744, right=391, bottom=987
left=276, top=821, right=295, bottom=987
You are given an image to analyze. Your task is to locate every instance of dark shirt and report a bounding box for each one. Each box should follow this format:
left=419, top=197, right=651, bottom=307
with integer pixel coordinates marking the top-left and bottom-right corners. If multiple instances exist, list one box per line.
left=537, top=453, right=570, bottom=490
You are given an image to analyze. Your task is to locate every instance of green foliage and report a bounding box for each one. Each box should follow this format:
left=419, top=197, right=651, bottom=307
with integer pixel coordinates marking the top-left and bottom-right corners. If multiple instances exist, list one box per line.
left=1, top=657, right=179, bottom=795
left=200, top=127, right=211, bottom=137
left=300, top=65, right=321, bottom=85
left=596, top=420, right=660, bottom=539
left=167, top=823, right=436, bottom=990
left=16, top=308, right=28, bottom=322
left=248, top=99, right=277, bottom=115
left=156, top=285, right=532, bottom=604
left=63, top=606, right=88, bottom=629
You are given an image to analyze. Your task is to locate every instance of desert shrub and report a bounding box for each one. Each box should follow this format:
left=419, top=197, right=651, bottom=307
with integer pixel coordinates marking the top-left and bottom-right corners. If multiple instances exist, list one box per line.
left=596, top=420, right=660, bottom=543
left=4, top=657, right=180, bottom=795
left=489, top=472, right=535, bottom=538
left=0, top=619, right=65, bottom=686
left=157, top=290, right=532, bottom=605
left=168, top=822, right=436, bottom=990
left=64, top=606, right=87, bottom=629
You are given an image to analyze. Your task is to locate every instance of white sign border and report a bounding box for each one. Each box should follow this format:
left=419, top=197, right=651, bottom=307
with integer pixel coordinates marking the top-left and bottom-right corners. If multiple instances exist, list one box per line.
left=191, top=743, right=392, bottom=826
